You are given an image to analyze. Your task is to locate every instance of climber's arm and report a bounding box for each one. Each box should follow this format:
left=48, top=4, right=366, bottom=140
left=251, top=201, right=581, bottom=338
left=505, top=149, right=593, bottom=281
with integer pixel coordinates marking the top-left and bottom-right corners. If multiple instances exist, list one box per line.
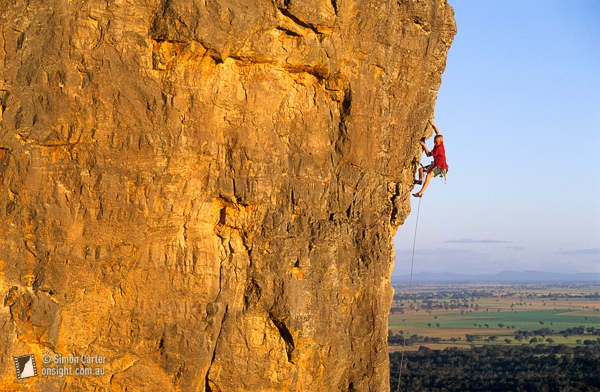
left=420, top=140, right=431, bottom=156
left=429, top=118, right=440, bottom=135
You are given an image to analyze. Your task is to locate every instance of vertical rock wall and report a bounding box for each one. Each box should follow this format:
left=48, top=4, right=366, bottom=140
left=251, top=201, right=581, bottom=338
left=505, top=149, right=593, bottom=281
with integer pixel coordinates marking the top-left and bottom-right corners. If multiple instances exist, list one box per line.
left=0, top=0, right=455, bottom=390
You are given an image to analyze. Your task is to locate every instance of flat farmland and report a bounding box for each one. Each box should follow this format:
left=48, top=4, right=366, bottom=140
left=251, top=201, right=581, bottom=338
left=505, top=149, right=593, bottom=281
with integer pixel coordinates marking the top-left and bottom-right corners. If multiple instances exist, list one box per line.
left=388, top=284, right=600, bottom=350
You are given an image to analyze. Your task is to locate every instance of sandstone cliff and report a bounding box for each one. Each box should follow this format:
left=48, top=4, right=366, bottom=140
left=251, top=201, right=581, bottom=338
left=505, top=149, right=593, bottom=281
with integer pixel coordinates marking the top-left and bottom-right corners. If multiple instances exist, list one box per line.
left=0, top=0, right=455, bottom=390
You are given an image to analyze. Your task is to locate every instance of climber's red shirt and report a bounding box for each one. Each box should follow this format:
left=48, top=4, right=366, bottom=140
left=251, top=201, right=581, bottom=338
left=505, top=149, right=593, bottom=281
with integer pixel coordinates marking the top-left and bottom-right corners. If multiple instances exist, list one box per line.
left=431, top=142, right=448, bottom=170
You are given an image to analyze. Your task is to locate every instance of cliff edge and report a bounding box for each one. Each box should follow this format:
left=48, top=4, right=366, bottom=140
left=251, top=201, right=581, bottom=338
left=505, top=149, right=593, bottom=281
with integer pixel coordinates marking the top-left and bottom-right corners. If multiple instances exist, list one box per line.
left=0, top=0, right=455, bottom=390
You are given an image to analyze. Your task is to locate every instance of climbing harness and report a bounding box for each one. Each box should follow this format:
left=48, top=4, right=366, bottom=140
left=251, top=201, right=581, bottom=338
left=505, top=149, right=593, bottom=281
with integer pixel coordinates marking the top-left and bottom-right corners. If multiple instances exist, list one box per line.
left=421, top=162, right=449, bottom=185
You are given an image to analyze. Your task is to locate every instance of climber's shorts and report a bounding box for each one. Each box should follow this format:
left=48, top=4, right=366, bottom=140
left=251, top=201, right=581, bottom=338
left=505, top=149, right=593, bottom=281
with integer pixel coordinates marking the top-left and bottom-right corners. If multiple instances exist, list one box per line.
left=424, top=163, right=446, bottom=177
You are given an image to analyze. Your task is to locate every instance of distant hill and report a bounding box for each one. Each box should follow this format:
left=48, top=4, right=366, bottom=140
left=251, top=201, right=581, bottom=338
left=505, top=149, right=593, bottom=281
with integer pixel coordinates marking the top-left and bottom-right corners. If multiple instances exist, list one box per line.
left=392, top=270, right=600, bottom=285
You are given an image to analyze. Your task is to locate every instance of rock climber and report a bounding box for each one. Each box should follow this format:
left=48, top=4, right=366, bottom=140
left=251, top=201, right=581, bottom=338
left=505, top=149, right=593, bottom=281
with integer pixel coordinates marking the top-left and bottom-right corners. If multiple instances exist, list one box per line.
left=413, top=118, right=448, bottom=197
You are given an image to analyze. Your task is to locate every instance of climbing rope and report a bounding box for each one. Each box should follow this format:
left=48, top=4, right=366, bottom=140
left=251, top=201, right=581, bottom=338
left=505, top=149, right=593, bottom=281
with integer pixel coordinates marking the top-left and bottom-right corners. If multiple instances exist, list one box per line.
left=369, top=224, right=378, bottom=392
left=363, top=184, right=415, bottom=392
left=396, top=196, right=422, bottom=392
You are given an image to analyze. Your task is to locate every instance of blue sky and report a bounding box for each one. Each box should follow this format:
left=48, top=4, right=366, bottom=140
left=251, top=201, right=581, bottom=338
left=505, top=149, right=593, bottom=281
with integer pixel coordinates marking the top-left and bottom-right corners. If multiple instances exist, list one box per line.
left=392, top=0, right=600, bottom=277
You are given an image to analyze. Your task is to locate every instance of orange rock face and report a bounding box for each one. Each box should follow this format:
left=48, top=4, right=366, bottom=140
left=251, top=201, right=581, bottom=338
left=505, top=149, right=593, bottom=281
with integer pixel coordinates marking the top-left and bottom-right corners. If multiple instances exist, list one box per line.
left=0, top=0, right=455, bottom=390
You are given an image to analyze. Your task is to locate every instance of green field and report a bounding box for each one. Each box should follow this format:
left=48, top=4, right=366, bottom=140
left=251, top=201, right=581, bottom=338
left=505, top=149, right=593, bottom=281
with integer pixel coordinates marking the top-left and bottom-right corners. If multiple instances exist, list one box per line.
left=388, top=284, right=600, bottom=350
left=391, top=309, right=600, bottom=331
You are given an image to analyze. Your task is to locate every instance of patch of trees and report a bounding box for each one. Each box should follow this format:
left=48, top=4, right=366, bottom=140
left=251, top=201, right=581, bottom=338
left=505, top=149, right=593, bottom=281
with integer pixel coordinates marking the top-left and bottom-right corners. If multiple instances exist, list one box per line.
left=391, top=300, right=470, bottom=313
left=390, top=344, right=600, bottom=391
left=515, top=328, right=554, bottom=338
left=393, top=290, right=495, bottom=302
left=514, top=326, right=600, bottom=340
left=388, top=331, right=441, bottom=346
left=561, top=326, right=600, bottom=336
left=540, top=291, right=600, bottom=300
